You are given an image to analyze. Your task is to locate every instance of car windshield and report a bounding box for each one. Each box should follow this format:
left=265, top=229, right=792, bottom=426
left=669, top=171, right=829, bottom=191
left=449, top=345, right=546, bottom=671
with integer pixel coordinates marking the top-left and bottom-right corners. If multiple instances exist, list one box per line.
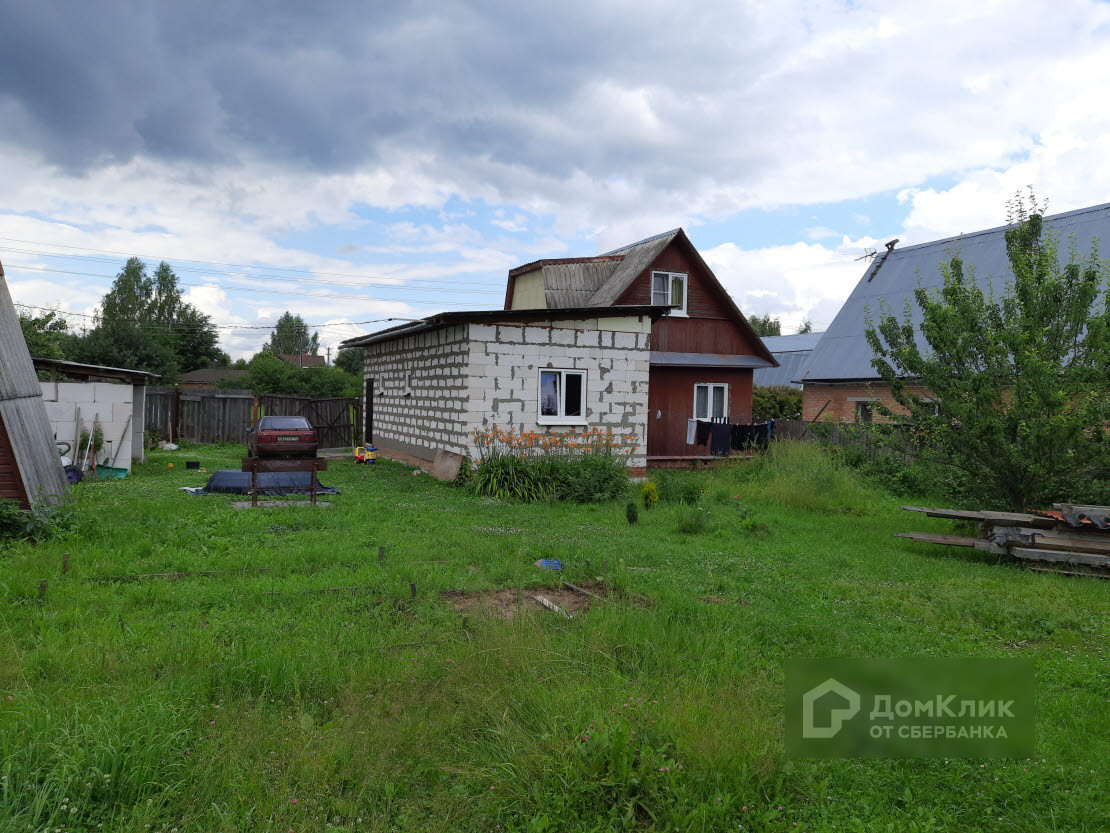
left=260, top=417, right=312, bottom=431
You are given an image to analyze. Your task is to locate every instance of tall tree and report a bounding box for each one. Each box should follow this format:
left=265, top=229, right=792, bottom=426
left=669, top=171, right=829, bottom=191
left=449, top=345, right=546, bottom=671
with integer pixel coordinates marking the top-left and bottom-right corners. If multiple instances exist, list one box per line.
left=865, top=194, right=1110, bottom=510
left=797, top=319, right=814, bottom=334
left=334, top=346, right=364, bottom=377
left=748, top=314, right=781, bottom=337
left=263, top=311, right=320, bottom=356
left=71, top=258, right=223, bottom=380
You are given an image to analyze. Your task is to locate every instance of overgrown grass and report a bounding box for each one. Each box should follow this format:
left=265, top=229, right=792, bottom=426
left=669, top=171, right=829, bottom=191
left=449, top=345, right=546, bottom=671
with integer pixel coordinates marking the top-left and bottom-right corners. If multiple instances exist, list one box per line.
left=744, top=439, right=884, bottom=515
left=0, top=441, right=1107, bottom=831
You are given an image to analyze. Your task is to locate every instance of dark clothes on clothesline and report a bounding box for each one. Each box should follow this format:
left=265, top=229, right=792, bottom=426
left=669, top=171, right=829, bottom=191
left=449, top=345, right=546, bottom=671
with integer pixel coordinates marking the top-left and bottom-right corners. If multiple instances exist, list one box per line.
left=695, top=420, right=711, bottom=447
left=709, top=423, right=733, bottom=456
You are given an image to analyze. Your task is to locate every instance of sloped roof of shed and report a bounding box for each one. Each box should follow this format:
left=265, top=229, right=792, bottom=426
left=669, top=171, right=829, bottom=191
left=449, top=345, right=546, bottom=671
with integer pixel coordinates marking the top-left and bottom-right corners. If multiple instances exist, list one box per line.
left=802, top=202, right=1110, bottom=383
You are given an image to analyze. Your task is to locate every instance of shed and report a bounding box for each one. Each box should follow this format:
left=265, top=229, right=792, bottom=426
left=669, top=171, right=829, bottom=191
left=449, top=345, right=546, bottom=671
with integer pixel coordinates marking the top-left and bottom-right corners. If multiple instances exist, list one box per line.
left=0, top=262, right=70, bottom=507
left=33, top=358, right=159, bottom=472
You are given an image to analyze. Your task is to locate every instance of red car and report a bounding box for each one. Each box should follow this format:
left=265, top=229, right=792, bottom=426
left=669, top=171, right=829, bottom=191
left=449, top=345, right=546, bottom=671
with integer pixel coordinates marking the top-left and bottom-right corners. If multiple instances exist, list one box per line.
left=247, top=416, right=318, bottom=459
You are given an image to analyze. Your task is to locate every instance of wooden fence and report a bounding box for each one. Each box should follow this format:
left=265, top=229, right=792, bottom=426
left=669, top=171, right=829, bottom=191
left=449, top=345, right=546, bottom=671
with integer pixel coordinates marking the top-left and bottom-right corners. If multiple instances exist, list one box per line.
left=774, top=418, right=917, bottom=463
left=146, top=388, right=362, bottom=449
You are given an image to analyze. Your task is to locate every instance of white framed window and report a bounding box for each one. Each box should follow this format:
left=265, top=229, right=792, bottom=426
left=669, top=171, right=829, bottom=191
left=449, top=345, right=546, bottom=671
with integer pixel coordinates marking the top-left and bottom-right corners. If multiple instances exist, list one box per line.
left=538, top=369, right=586, bottom=424
left=694, top=383, right=728, bottom=420
left=651, top=270, right=688, bottom=316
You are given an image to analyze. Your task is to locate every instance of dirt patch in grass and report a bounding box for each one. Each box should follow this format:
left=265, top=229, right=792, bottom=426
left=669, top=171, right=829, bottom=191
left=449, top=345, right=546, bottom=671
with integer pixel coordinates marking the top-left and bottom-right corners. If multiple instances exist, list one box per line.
left=442, top=584, right=603, bottom=620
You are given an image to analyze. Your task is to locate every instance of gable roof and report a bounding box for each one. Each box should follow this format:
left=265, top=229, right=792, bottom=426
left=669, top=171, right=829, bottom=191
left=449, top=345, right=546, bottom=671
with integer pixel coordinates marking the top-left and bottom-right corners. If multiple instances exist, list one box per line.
left=802, top=201, right=1110, bottom=383
left=753, top=332, right=824, bottom=388
left=504, top=228, right=777, bottom=367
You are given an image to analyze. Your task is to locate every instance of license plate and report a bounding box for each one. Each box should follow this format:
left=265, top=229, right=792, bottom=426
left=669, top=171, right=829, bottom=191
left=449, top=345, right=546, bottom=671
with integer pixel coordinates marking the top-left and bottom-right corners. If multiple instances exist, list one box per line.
left=277, top=436, right=298, bottom=442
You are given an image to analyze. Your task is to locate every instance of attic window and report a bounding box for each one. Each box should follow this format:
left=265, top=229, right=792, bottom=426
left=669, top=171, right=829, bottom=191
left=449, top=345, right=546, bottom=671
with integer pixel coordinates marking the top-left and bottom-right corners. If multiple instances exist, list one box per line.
left=651, top=271, right=687, bottom=316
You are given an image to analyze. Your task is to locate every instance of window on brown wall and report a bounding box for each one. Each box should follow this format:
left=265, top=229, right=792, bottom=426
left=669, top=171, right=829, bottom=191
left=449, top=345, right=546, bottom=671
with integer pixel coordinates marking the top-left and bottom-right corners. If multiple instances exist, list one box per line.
left=694, top=383, right=728, bottom=420
left=855, top=401, right=874, bottom=423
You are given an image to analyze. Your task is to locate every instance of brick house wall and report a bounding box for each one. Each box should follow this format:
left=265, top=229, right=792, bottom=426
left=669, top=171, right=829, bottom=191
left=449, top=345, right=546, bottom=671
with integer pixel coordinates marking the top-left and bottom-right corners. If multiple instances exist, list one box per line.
left=802, top=382, right=932, bottom=423
left=363, top=315, right=652, bottom=470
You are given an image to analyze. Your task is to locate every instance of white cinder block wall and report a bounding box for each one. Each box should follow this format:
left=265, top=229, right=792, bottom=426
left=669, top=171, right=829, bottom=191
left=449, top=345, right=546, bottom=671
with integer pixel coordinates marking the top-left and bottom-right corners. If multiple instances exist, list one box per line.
left=39, top=381, right=141, bottom=470
left=363, top=315, right=652, bottom=470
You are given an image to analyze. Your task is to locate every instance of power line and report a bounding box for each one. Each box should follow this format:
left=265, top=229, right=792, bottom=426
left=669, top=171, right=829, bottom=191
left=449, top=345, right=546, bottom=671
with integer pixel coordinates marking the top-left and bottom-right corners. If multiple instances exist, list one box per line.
left=4, top=262, right=495, bottom=305
left=13, top=302, right=412, bottom=333
left=0, top=245, right=504, bottom=295
left=0, top=237, right=508, bottom=290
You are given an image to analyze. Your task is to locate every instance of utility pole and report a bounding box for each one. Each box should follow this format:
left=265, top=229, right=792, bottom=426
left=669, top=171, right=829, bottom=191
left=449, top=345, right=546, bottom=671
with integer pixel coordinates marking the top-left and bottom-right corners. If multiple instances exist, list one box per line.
left=326, top=346, right=331, bottom=366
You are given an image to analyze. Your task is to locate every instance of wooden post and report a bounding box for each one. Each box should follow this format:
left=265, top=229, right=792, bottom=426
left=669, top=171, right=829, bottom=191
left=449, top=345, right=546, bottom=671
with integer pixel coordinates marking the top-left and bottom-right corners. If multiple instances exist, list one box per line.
left=310, top=466, right=317, bottom=506
left=378, top=546, right=385, bottom=563
left=251, top=465, right=258, bottom=508
left=62, top=553, right=70, bottom=574
left=409, top=581, right=417, bottom=599
left=39, top=579, right=47, bottom=601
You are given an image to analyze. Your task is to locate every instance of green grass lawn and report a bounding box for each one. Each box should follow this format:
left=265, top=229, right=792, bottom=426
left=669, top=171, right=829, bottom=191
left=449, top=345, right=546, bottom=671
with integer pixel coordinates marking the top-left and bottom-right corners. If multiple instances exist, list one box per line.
left=1, top=442, right=1108, bottom=832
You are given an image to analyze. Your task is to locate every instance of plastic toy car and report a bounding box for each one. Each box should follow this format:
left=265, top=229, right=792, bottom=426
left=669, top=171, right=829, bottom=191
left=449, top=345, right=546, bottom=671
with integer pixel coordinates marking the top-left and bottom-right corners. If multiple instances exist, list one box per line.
left=354, top=445, right=377, bottom=464
left=247, top=416, right=318, bottom=459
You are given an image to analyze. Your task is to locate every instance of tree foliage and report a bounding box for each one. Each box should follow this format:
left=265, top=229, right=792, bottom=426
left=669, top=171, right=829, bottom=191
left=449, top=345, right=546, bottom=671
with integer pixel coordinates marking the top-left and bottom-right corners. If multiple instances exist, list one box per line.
left=18, top=309, right=70, bottom=360
left=69, top=258, right=224, bottom=382
left=865, top=194, right=1110, bottom=510
left=223, top=352, right=361, bottom=398
left=334, top=346, right=364, bottom=377
left=748, top=314, right=781, bottom=337
left=263, top=311, right=320, bottom=356
left=797, top=319, right=814, bottom=334
left=752, top=385, right=803, bottom=421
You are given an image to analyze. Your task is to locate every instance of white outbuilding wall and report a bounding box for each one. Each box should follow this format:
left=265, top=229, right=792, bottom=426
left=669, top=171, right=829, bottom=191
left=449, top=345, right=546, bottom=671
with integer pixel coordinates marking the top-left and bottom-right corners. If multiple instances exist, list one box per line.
left=39, top=381, right=145, bottom=471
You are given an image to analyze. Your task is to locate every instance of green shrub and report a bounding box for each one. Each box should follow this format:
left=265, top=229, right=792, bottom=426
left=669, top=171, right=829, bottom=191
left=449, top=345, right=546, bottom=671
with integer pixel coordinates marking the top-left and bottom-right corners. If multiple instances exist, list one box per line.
left=469, top=426, right=633, bottom=503
left=674, top=505, right=719, bottom=535
left=640, top=481, right=659, bottom=510
left=625, top=502, right=638, bottom=524
left=0, top=498, right=23, bottom=540
left=453, top=451, right=473, bottom=487
left=0, top=494, right=76, bottom=544
left=654, top=471, right=700, bottom=505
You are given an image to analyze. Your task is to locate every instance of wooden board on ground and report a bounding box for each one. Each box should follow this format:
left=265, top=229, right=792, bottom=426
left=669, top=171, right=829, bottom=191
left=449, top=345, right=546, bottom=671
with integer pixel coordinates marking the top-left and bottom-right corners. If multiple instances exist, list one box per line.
left=895, top=532, right=992, bottom=550
left=1008, top=546, right=1110, bottom=569
left=900, top=505, right=1056, bottom=528
left=233, top=500, right=330, bottom=509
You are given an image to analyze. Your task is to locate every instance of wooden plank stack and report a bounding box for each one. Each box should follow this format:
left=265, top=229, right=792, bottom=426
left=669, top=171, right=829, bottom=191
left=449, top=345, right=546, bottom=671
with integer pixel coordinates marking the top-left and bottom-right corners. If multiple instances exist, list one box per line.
left=897, top=504, right=1110, bottom=577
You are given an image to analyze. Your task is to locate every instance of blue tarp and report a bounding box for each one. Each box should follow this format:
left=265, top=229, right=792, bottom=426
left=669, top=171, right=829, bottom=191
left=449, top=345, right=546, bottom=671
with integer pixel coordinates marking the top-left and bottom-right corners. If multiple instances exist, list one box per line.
left=197, top=469, right=339, bottom=496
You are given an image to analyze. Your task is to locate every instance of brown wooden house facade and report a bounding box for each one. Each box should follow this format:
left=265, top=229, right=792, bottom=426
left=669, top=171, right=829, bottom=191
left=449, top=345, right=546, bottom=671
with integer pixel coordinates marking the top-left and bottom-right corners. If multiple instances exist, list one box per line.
left=504, top=229, right=776, bottom=459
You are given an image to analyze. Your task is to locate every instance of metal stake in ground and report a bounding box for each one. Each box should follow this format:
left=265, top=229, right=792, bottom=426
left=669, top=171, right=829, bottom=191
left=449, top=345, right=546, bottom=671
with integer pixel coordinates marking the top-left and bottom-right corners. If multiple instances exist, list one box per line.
left=62, top=553, right=70, bottom=574
left=379, top=546, right=385, bottom=563
left=410, top=581, right=417, bottom=599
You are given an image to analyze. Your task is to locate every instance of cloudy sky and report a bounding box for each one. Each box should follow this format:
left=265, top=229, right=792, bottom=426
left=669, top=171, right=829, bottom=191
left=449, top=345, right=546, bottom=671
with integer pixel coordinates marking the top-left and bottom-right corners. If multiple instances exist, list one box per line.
left=3, top=0, right=1110, bottom=359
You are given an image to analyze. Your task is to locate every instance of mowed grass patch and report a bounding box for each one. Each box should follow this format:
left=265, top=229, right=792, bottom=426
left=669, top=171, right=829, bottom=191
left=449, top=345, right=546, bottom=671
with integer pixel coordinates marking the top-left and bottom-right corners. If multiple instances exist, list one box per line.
left=0, top=441, right=1107, bottom=831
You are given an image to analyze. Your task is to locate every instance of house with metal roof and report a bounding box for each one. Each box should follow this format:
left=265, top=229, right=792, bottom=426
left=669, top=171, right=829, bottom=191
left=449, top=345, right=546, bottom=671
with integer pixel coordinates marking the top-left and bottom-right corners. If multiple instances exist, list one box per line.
left=799, top=201, right=1110, bottom=423
left=341, top=228, right=776, bottom=470
left=753, top=332, right=824, bottom=389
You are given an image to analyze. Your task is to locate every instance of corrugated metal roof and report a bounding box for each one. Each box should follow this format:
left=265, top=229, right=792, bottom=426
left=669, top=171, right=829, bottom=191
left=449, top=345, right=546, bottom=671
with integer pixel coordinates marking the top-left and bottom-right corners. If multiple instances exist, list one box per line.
left=802, top=202, right=1110, bottom=383
left=758, top=332, right=824, bottom=354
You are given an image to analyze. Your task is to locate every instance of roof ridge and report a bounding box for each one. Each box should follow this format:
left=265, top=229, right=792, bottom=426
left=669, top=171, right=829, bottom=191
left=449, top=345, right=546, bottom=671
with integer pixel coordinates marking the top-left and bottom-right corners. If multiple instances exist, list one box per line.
left=598, top=228, right=683, bottom=257
left=890, top=200, right=1110, bottom=256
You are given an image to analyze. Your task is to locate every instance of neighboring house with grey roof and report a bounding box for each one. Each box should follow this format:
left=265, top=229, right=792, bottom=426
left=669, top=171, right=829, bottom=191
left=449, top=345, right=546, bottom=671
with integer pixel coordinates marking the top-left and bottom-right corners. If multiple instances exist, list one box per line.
left=341, top=228, right=777, bottom=470
left=753, top=332, right=824, bottom=389
left=799, top=201, right=1110, bottom=423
